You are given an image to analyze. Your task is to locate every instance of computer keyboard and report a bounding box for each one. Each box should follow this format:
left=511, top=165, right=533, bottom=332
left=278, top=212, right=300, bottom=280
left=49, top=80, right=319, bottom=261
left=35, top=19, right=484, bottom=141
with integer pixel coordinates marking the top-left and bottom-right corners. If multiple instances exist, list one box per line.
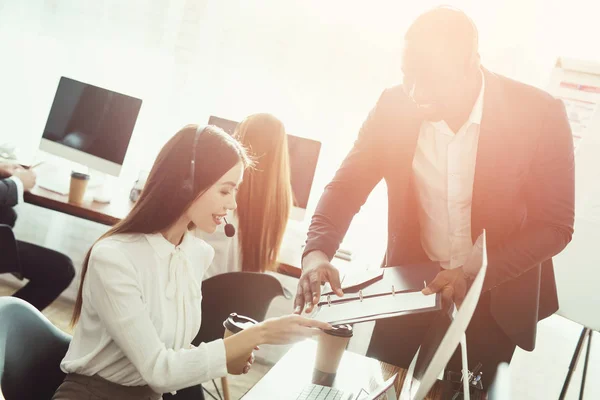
left=295, top=384, right=351, bottom=400
left=37, top=176, right=71, bottom=195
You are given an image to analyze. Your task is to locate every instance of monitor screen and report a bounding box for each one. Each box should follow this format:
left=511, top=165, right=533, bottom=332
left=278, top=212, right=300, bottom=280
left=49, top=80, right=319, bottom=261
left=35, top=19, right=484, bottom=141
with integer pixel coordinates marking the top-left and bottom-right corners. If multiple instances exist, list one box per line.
left=208, top=116, right=321, bottom=210
left=41, top=77, right=142, bottom=173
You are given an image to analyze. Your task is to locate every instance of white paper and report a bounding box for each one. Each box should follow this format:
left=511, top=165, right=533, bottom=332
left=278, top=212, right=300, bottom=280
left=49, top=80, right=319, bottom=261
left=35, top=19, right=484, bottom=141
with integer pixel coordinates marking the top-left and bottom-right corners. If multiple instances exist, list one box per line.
left=555, top=80, right=600, bottom=153
left=560, top=96, right=598, bottom=137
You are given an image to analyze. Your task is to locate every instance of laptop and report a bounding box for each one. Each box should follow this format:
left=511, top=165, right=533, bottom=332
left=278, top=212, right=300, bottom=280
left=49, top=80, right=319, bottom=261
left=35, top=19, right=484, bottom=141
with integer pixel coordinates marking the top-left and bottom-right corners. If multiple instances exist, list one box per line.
left=400, top=231, right=488, bottom=400
left=295, top=373, right=397, bottom=400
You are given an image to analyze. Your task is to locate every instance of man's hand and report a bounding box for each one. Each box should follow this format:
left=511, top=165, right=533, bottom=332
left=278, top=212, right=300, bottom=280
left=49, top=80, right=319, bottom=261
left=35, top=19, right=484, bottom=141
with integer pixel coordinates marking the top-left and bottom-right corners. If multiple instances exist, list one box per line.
left=422, top=267, right=468, bottom=308
left=294, top=251, right=343, bottom=314
left=12, top=168, right=36, bottom=192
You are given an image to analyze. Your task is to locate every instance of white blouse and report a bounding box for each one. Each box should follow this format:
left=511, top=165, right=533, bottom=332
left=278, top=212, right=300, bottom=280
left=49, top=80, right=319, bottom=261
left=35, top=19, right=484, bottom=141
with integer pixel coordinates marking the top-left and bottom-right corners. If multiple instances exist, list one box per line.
left=196, top=213, right=241, bottom=280
left=60, top=232, right=228, bottom=395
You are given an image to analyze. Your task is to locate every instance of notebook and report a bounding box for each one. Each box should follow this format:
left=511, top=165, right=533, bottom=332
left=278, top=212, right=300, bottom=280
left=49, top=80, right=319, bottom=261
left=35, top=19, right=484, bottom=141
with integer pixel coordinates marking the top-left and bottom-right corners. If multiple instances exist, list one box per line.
left=308, top=262, right=442, bottom=325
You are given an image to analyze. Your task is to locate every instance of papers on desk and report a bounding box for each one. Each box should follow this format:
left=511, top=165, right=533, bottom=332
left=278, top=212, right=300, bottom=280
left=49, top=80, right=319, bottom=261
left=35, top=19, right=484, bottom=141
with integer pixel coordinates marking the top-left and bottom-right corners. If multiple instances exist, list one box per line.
left=357, top=373, right=398, bottom=400
left=308, top=263, right=441, bottom=325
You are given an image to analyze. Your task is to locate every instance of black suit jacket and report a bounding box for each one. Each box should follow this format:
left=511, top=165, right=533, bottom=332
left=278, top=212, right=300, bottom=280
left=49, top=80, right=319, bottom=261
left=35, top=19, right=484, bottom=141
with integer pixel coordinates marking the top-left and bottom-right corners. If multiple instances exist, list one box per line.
left=0, top=178, right=20, bottom=275
left=0, top=177, right=19, bottom=208
left=304, top=69, right=575, bottom=351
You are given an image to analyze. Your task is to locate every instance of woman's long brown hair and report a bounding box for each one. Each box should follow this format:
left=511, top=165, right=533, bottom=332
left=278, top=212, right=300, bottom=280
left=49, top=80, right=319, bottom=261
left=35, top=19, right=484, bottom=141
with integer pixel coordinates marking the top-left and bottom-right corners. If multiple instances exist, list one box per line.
left=71, top=125, right=251, bottom=326
left=234, top=114, right=292, bottom=273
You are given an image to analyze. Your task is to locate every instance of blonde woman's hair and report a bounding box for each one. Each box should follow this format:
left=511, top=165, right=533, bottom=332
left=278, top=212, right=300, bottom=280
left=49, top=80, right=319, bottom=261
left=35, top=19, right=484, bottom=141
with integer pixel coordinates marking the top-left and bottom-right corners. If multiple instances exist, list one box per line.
left=234, top=113, right=293, bottom=272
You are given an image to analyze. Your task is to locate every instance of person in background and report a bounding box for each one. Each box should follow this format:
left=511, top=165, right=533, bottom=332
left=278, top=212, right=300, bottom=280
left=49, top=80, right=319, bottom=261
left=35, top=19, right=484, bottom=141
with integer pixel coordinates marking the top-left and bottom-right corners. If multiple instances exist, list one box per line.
left=53, top=125, right=329, bottom=400
left=294, top=6, right=574, bottom=388
left=198, top=113, right=293, bottom=278
left=0, top=162, right=75, bottom=311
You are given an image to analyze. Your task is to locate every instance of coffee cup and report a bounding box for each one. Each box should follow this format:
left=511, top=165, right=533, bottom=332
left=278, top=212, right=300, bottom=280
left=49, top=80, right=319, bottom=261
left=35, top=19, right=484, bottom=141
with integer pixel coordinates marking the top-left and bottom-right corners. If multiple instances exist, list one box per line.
left=68, top=172, right=90, bottom=204
left=223, top=313, right=258, bottom=338
left=313, top=324, right=353, bottom=382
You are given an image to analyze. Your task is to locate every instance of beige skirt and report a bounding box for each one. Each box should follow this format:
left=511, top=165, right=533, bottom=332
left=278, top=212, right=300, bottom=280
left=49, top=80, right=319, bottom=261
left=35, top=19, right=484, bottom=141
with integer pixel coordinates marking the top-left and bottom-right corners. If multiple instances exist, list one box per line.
left=52, top=373, right=161, bottom=400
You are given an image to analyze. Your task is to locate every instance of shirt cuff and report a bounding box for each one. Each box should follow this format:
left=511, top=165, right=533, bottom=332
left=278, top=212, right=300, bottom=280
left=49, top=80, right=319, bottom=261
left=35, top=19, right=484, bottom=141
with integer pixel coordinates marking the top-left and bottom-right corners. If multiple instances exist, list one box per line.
left=7, top=176, right=24, bottom=205
left=463, top=235, right=485, bottom=279
left=205, top=338, right=228, bottom=380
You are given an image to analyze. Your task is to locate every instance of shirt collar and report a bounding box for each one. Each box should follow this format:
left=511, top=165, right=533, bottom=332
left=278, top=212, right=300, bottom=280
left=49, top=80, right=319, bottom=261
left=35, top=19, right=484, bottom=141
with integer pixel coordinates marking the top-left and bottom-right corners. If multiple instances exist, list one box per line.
left=425, top=70, right=485, bottom=131
left=145, top=231, right=195, bottom=259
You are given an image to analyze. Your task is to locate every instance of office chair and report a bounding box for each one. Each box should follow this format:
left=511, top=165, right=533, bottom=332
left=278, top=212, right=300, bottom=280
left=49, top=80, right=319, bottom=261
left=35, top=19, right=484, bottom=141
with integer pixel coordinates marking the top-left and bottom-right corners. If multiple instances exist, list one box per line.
left=0, top=297, right=71, bottom=400
left=165, top=272, right=290, bottom=400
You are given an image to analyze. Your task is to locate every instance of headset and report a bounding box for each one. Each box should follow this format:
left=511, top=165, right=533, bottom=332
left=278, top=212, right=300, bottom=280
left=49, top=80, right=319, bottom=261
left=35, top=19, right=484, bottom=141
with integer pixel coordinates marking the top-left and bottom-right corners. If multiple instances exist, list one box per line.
left=184, top=125, right=236, bottom=237
left=182, top=125, right=206, bottom=199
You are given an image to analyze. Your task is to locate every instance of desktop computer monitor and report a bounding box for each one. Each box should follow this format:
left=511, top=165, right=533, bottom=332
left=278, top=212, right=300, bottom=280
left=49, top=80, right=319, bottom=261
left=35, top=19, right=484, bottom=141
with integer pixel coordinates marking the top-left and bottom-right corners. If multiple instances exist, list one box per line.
left=208, top=116, right=321, bottom=221
left=40, top=77, right=142, bottom=176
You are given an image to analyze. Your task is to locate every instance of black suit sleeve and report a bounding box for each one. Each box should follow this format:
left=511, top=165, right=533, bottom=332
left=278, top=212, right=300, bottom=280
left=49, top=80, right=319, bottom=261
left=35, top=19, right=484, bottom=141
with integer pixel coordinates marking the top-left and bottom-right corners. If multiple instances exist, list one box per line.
left=484, top=98, right=575, bottom=290
left=0, top=178, right=18, bottom=208
left=302, top=90, right=390, bottom=262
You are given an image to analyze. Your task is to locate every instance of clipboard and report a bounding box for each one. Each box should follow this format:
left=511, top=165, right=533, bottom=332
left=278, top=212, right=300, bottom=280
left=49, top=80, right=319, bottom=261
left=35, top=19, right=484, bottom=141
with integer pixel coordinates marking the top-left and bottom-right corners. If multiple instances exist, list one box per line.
left=308, top=262, right=442, bottom=325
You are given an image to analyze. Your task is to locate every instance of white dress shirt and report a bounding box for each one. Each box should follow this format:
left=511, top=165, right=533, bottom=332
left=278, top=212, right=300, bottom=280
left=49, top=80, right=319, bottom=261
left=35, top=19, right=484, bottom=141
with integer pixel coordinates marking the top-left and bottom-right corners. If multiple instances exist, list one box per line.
left=60, top=232, right=228, bottom=395
left=196, top=213, right=241, bottom=280
left=412, top=73, right=485, bottom=269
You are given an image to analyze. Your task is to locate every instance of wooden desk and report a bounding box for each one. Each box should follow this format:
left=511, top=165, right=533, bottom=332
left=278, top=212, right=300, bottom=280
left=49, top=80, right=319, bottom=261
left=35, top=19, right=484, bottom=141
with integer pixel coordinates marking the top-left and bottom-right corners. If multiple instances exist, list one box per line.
left=24, top=186, right=133, bottom=226
left=23, top=186, right=343, bottom=278
left=277, top=262, right=302, bottom=278
left=277, top=250, right=352, bottom=279
left=242, top=340, right=444, bottom=399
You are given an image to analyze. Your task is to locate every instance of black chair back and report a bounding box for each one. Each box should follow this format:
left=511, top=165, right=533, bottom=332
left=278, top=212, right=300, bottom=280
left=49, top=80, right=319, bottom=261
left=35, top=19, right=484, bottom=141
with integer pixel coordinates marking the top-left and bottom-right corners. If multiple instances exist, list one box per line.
left=0, top=297, right=71, bottom=400
left=193, top=272, right=287, bottom=345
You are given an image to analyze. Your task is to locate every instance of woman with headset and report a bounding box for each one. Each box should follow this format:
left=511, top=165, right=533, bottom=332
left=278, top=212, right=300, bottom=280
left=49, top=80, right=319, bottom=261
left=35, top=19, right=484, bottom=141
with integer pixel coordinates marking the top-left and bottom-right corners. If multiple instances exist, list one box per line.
left=198, top=113, right=293, bottom=278
left=53, top=125, right=330, bottom=400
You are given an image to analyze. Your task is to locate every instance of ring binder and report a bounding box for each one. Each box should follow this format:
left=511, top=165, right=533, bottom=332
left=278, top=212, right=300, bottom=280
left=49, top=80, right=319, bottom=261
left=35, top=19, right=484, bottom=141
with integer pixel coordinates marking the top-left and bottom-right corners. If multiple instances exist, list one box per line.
left=308, top=263, right=442, bottom=325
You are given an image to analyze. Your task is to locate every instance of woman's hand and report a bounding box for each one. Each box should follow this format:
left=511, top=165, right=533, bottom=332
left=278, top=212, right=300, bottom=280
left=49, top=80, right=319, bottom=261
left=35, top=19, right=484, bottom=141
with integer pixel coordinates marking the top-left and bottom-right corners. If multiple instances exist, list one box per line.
left=227, top=351, right=256, bottom=375
left=258, top=315, right=332, bottom=345
left=223, top=315, right=330, bottom=374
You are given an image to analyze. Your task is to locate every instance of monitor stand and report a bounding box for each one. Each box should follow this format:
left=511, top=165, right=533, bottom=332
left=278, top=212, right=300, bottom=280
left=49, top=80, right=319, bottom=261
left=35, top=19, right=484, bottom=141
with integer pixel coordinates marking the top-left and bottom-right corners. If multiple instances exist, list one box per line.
left=92, top=172, right=115, bottom=203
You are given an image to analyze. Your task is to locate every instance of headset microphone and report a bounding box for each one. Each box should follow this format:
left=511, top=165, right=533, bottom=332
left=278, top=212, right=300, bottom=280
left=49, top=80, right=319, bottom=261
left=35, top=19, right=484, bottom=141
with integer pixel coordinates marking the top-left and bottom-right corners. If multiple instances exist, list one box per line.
left=223, top=217, right=236, bottom=237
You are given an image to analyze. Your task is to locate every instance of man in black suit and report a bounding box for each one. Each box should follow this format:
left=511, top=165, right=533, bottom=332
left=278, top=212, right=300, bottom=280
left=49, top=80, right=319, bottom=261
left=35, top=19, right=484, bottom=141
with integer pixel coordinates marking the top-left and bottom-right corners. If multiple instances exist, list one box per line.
left=0, top=162, right=75, bottom=311
left=294, top=7, right=574, bottom=387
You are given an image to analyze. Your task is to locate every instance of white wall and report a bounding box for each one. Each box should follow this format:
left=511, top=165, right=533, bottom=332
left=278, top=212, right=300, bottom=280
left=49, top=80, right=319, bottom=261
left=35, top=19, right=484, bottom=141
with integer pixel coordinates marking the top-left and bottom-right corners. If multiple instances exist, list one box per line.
left=1, top=0, right=599, bottom=285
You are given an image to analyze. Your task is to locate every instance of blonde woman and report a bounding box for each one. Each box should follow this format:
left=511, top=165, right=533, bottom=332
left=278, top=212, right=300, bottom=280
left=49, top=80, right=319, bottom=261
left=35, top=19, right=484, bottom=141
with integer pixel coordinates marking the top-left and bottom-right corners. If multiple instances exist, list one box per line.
left=199, top=113, right=293, bottom=277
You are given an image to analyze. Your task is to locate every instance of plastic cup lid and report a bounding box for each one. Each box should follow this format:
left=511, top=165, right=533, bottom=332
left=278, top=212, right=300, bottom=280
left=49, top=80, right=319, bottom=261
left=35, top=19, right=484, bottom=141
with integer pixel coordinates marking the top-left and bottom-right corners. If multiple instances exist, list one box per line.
left=71, top=171, right=90, bottom=180
left=324, top=324, right=353, bottom=338
left=223, top=313, right=258, bottom=334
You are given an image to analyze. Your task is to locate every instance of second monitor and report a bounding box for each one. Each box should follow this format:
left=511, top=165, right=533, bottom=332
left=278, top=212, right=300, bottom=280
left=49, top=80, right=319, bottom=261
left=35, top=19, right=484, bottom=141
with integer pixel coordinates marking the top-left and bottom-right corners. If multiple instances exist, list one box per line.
left=208, top=115, right=321, bottom=221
